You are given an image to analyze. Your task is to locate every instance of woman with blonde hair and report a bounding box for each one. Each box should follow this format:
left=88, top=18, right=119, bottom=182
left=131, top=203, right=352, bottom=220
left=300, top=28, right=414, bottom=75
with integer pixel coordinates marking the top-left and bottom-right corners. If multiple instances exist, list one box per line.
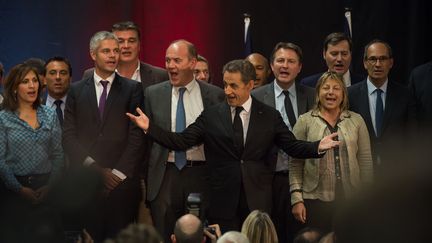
left=241, top=210, right=278, bottom=243
left=289, top=71, right=373, bottom=232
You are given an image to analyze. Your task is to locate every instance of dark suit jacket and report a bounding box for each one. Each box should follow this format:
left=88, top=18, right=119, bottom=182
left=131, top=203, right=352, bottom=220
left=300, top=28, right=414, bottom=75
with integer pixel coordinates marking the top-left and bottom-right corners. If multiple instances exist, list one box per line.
left=82, top=62, right=168, bottom=93
left=348, top=79, right=416, bottom=169
left=63, top=73, right=144, bottom=178
left=300, top=71, right=364, bottom=88
left=144, top=80, right=224, bottom=202
left=147, top=97, right=321, bottom=219
left=409, top=61, right=432, bottom=125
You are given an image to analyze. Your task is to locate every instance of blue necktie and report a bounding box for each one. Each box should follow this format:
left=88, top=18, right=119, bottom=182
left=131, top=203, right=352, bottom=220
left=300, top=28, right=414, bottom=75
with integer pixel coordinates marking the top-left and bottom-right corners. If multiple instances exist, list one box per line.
left=99, top=81, right=109, bottom=119
left=175, top=87, right=187, bottom=170
left=54, top=99, right=63, bottom=126
left=375, top=89, right=384, bottom=137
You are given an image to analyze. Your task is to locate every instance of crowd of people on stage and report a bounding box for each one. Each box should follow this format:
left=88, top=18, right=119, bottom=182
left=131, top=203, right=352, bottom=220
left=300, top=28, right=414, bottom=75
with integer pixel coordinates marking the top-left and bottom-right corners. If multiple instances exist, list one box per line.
left=0, top=20, right=431, bottom=243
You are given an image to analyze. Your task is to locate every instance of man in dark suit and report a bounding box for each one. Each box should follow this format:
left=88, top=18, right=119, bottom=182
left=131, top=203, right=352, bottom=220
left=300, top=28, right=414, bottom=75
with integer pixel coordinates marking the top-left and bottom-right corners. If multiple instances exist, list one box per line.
left=144, top=39, right=224, bottom=242
left=42, top=56, right=72, bottom=125
left=252, top=42, right=314, bottom=243
left=127, top=59, right=339, bottom=233
left=82, top=21, right=168, bottom=91
left=63, top=31, right=144, bottom=241
left=301, top=32, right=363, bottom=88
left=348, top=39, right=415, bottom=178
left=409, top=61, right=432, bottom=128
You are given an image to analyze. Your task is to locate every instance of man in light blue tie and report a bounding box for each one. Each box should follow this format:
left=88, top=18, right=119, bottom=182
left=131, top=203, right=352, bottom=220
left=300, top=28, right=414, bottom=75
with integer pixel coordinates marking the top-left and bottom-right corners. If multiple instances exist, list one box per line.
left=348, top=39, right=416, bottom=178
left=143, top=39, right=224, bottom=242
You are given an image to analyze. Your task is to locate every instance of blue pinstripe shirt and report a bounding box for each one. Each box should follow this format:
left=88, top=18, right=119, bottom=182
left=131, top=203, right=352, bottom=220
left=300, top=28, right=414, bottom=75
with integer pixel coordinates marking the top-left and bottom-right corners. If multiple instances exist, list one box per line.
left=0, top=105, right=64, bottom=192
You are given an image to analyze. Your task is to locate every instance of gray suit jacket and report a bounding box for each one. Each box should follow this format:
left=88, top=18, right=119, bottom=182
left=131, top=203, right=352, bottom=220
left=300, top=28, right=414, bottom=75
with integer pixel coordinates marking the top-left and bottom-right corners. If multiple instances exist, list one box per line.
left=82, top=62, right=168, bottom=93
left=252, top=81, right=315, bottom=115
left=144, top=80, right=224, bottom=201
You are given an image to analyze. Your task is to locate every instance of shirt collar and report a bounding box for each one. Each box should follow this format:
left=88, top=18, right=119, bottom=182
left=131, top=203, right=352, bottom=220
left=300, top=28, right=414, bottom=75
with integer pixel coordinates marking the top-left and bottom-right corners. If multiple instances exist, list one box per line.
left=46, top=94, right=67, bottom=106
left=366, top=77, right=388, bottom=95
left=174, top=79, right=197, bottom=94
left=274, top=80, right=296, bottom=98
left=231, top=95, right=252, bottom=114
left=115, top=60, right=140, bottom=76
left=93, top=71, right=115, bottom=86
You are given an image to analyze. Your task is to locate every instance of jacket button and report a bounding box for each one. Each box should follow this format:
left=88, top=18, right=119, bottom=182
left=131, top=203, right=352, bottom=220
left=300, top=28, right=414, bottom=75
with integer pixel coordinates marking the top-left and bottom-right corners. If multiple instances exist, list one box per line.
left=240, top=160, right=244, bottom=164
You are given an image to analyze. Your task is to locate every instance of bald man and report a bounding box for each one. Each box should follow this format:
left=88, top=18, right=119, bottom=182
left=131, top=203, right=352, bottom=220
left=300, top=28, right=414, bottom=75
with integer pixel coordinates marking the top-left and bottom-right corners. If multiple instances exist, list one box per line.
left=171, top=214, right=205, bottom=243
left=246, top=53, right=271, bottom=88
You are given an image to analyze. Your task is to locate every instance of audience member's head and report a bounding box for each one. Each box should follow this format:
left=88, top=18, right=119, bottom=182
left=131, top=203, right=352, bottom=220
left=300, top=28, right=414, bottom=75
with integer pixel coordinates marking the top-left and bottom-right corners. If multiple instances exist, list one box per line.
left=363, top=39, right=393, bottom=87
left=166, top=39, right=197, bottom=87
left=171, top=214, right=205, bottom=243
left=245, top=53, right=271, bottom=88
left=193, top=55, right=211, bottom=83
left=318, top=232, right=335, bottom=243
left=270, top=42, right=303, bottom=90
left=2, top=63, right=42, bottom=111
left=222, top=59, right=255, bottom=107
left=217, top=231, right=250, bottom=243
left=241, top=210, right=278, bottom=243
left=89, top=31, right=120, bottom=79
left=104, top=223, right=162, bottom=243
left=111, top=21, right=141, bottom=64
left=44, top=56, right=72, bottom=100
left=293, top=227, right=325, bottom=243
left=322, top=32, right=353, bottom=76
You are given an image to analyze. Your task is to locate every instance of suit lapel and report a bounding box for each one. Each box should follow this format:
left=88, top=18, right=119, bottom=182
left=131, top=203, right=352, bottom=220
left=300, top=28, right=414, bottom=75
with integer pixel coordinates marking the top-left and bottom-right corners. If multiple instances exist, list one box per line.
left=359, top=82, right=376, bottom=137
left=296, top=85, right=308, bottom=116
left=381, top=82, right=395, bottom=135
left=85, top=78, right=102, bottom=125
left=102, top=74, right=121, bottom=122
left=161, top=82, right=173, bottom=130
left=197, top=81, right=212, bottom=109
left=244, top=99, right=263, bottom=155
left=262, top=83, right=276, bottom=107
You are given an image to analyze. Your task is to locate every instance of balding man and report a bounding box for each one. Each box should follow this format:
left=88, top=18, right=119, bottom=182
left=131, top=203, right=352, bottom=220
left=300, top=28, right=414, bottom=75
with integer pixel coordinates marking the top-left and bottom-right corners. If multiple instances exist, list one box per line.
left=246, top=53, right=271, bottom=88
left=171, top=214, right=205, bottom=243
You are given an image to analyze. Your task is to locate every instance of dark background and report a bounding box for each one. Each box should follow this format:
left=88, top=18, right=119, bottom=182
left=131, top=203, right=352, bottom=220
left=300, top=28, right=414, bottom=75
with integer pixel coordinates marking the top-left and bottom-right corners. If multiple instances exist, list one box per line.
left=0, top=0, right=431, bottom=86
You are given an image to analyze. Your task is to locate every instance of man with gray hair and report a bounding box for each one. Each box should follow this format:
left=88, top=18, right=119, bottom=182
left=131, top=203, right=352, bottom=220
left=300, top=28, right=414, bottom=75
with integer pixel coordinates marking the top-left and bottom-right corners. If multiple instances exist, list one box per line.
left=63, top=30, right=144, bottom=241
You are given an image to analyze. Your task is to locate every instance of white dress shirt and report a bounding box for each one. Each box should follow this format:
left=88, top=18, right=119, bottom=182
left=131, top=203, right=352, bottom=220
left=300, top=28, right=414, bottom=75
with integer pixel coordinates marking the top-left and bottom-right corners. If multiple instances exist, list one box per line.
left=366, top=77, right=388, bottom=136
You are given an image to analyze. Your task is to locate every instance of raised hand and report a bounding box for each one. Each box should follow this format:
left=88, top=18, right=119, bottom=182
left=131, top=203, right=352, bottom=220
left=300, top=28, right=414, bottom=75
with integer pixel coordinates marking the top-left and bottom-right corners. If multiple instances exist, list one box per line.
left=126, top=107, right=149, bottom=131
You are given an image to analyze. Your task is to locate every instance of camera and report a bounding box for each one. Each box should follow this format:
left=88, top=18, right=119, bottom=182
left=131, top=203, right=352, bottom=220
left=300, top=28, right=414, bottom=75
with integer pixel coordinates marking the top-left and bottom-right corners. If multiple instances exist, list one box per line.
left=186, top=192, right=202, bottom=218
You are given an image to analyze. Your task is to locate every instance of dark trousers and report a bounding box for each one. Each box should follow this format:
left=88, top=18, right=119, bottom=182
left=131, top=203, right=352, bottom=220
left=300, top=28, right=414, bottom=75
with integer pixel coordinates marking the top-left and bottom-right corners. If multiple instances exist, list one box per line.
left=272, top=172, right=302, bottom=243
left=0, top=174, right=64, bottom=243
left=302, top=199, right=336, bottom=233
left=84, top=177, right=141, bottom=242
left=209, top=180, right=250, bottom=234
left=150, top=163, right=210, bottom=243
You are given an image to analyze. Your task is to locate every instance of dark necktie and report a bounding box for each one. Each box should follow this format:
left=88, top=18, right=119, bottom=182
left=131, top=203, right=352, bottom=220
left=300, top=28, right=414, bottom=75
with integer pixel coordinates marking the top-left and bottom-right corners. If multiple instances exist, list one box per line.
left=282, top=90, right=297, bottom=128
left=375, top=88, right=384, bottom=137
left=54, top=99, right=63, bottom=126
left=233, top=106, right=244, bottom=156
left=175, top=87, right=187, bottom=170
left=99, top=80, right=109, bottom=118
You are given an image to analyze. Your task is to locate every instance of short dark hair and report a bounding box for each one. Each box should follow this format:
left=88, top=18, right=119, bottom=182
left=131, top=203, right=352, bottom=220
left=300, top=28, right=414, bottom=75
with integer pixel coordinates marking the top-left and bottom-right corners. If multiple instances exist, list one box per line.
left=174, top=218, right=204, bottom=243
left=23, top=58, right=46, bottom=76
left=44, top=56, right=73, bottom=76
left=111, top=21, right=141, bottom=40
left=197, top=55, right=208, bottom=64
left=323, top=32, right=353, bottom=53
left=170, top=39, right=198, bottom=59
left=3, top=63, right=42, bottom=111
left=222, top=59, right=256, bottom=84
left=270, top=42, right=303, bottom=64
left=363, top=39, right=393, bottom=60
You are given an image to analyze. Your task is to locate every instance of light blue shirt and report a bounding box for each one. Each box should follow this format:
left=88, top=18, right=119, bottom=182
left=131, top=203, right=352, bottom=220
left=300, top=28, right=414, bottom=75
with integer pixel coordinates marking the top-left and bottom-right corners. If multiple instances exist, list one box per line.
left=366, top=78, right=388, bottom=136
left=46, top=94, right=67, bottom=118
left=274, top=81, right=298, bottom=171
left=0, top=105, right=64, bottom=192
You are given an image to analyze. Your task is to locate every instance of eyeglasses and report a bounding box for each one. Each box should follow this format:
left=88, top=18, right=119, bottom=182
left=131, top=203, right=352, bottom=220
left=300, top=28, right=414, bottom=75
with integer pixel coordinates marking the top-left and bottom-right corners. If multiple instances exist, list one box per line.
left=366, top=56, right=390, bottom=65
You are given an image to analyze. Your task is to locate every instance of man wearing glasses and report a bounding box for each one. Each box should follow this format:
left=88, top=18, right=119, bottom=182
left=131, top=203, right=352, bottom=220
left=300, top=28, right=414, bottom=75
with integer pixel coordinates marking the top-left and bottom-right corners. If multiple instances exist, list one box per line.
left=348, top=39, right=415, bottom=179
